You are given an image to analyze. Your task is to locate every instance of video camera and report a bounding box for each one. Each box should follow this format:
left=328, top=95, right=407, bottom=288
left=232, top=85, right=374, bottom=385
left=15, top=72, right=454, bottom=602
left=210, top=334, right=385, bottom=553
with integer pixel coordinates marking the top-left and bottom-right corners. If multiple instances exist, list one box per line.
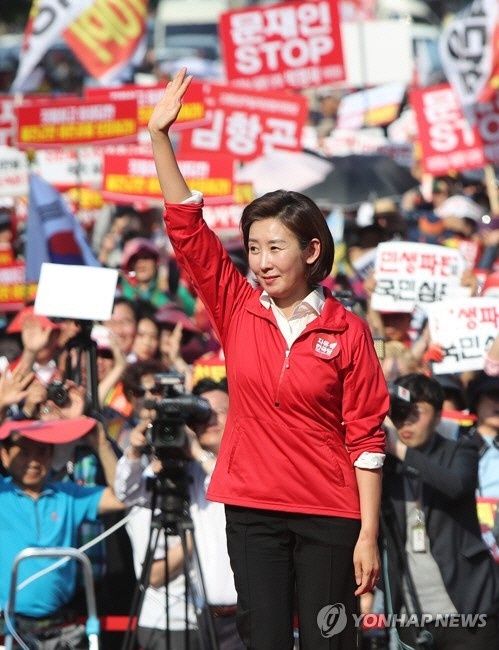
left=143, top=373, right=211, bottom=460
left=46, top=380, right=70, bottom=407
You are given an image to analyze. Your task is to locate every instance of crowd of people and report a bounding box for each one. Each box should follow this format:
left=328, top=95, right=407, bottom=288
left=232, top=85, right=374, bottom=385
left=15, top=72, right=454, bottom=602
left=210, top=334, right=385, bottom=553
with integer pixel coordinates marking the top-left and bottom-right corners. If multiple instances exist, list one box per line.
left=0, top=68, right=498, bottom=650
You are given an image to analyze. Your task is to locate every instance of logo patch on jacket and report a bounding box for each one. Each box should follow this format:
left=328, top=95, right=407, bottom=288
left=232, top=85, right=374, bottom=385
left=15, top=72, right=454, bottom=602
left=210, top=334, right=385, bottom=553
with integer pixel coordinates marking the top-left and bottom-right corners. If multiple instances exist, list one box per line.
left=312, top=334, right=340, bottom=359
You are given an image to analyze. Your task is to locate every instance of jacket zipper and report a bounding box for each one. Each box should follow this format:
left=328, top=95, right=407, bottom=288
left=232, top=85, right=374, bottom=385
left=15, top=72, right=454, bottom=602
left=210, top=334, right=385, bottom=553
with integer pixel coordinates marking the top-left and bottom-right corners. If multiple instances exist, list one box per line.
left=275, top=349, right=290, bottom=407
left=34, top=500, right=40, bottom=539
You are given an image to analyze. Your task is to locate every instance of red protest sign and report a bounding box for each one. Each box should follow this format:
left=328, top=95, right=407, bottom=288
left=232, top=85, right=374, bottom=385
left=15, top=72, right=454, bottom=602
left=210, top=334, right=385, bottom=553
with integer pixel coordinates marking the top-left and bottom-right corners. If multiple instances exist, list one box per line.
left=0, top=260, right=37, bottom=313
left=85, top=80, right=207, bottom=130
left=219, top=0, right=345, bottom=91
left=102, top=149, right=234, bottom=205
left=178, top=82, right=308, bottom=162
left=410, top=84, right=487, bottom=176
left=15, top=96, right=138, bottom=149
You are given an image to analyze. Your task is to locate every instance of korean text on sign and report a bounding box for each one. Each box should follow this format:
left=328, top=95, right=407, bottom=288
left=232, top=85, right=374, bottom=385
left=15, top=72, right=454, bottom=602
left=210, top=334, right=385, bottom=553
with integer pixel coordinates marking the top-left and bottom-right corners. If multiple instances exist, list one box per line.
left=371, top=241, right=466, bottom=313
left=178, top=83, right=308, bottom=162
left=427, top=297, right=499, bottom=374
left=220, top=0, right=345, bottom=91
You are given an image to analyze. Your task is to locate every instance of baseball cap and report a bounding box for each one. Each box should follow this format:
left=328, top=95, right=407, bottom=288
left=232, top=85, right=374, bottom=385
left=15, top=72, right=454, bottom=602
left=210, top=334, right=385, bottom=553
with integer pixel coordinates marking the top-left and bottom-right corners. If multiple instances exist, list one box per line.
left=120, top=238, right=160, bottom=272
left=6, top=306, right=59, bottom=334
left=0, top=417, right=97, bottom=444
left=156, top=304, right=200, bottom=334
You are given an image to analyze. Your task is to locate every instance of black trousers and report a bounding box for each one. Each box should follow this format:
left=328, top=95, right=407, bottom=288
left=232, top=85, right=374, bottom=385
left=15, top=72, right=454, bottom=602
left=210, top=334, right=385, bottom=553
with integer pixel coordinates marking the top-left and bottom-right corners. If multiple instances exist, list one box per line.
left=225, top=506, right=361, bottom=650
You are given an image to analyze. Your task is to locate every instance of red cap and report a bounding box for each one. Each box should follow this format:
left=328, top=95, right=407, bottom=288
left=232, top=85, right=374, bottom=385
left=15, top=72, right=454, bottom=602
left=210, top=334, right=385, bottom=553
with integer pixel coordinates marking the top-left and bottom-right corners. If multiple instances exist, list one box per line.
left=156, top=304, right=200, bottom=333
left=120, top=238, right=160, bottom=272
left=0, top=417, right=97, bottom=444
left=6, top=306, right=59, bottom=334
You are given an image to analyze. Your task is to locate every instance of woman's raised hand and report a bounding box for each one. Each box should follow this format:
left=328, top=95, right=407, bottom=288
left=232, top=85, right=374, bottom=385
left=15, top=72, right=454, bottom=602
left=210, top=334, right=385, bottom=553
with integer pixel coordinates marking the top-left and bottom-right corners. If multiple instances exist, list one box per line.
left=148, top=68, right=193, bottom=136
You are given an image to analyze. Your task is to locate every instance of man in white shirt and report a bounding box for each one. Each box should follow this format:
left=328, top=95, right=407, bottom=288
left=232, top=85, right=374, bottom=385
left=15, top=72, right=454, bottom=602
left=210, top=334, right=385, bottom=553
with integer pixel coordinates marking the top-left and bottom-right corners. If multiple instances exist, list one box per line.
left=115, top=377, right=244, bottom=650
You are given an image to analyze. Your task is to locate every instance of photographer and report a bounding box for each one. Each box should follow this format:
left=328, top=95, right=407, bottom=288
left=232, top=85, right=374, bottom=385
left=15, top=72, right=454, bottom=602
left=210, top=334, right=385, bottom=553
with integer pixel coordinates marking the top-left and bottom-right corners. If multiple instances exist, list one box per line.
left=114, top=376, right=243, bottom=650
left=381, top=373, right=499, bottom=649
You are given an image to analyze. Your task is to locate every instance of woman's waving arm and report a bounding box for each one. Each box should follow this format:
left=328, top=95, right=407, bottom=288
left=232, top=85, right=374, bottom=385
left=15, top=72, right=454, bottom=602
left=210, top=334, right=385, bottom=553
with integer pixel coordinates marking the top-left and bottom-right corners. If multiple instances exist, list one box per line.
left=148, top=68, right=193, bottom=204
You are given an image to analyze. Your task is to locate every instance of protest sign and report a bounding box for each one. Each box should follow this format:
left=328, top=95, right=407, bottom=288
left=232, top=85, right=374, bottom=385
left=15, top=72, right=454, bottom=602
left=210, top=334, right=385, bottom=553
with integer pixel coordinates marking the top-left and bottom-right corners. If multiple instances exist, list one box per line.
left=337, top=82, right=406, bottom=130
left=15, top=97, right=138, bottom=149
left=63, top=0, right=147, bottom=83
left=0, top=146, right=29, bottom=198
left=102, top=149, right=235, bottom=205
left=85, top=80, right=207, bottom=131
left=0, top=261, right=37, bottom=313
left=371, top=241, right=466, bottom=313
left=410, top=84, right=499, bottom=176
left=32, top=147, right=103, bottom=190
left=220, top=0, right=345, bottom=91
left=426, top=296, right=499, bottom=374
left=439, top=0, right=499, bottom=111
left=178, top=82, right=308, bottom=162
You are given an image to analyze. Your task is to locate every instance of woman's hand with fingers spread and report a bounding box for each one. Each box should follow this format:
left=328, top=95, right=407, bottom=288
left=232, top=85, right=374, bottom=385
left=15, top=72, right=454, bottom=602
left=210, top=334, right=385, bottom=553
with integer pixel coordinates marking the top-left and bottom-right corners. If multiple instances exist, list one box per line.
left=148, top=68, right=193, bottom=137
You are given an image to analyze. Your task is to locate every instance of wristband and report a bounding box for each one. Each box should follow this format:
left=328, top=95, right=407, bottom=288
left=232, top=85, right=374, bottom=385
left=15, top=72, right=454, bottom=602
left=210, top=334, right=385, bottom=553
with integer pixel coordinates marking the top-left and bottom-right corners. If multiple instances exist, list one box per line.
left=198, top=451, right=215, bottom=464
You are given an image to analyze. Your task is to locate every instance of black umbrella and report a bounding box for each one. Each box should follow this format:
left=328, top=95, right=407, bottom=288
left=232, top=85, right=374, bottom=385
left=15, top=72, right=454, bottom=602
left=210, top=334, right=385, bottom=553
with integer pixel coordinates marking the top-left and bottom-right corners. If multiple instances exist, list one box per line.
left=302, top=154, right=419, bottom=209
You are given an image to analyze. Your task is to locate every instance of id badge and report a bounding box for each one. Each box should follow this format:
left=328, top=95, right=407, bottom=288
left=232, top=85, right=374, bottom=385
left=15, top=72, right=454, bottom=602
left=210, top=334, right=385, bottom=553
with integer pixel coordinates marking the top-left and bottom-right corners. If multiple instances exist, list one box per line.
left=411, top=524, right=427, bottom=553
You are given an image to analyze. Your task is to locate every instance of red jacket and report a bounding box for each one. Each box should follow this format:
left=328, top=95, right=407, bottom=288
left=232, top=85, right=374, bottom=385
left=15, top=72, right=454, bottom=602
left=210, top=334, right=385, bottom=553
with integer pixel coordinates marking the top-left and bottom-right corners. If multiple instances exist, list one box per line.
left=164, top=203, right=389, bottom=518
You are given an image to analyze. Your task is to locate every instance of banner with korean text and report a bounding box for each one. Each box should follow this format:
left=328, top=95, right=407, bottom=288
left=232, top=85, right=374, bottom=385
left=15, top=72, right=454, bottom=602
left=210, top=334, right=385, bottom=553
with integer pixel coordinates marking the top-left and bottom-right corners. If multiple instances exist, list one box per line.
left=426, top=296, right=499, bottom=374
left=14, top=97, right=138, bottom=150
left=102, top=148, right=235, bottom=205
left=178, top=83, right=308, bottom=162
left=63, top=0, right=147, bottom=83
left=219, top=0, right=345, bottom=91
left=371, top=242, right=466, bottom=313
left=410, top=84, right=499, bottom=176
left=32, top=148, right=104, bottom=191
left=85, top=80, right=208, bottom=133
left=0, top=260, right=37, bottom=313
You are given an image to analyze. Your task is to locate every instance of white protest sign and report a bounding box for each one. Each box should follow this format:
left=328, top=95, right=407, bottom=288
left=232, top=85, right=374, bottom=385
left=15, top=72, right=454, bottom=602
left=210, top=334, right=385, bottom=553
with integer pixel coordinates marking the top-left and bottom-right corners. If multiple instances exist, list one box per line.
left=0, top=146, right=29, bottom=197
left=35, top=263, right=118, bottom=322
left=32, top=147, right=103, bottom=190
left=427, top=297, right=499, bottom=374
left=371, top=242, right=466, bottom=313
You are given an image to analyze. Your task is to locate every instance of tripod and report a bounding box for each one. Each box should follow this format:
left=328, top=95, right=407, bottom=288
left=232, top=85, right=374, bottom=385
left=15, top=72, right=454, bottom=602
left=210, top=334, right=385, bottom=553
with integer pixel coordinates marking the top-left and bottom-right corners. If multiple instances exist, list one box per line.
left=63, top=319, right=100, bottom=414
left=122, top=459, right=219, bottom=650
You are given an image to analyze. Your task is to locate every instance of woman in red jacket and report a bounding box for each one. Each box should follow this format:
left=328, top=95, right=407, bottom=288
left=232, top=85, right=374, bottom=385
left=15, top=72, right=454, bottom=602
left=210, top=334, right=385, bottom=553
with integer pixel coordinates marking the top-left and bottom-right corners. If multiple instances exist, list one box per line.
left=148, top=69, right=389, bottom=650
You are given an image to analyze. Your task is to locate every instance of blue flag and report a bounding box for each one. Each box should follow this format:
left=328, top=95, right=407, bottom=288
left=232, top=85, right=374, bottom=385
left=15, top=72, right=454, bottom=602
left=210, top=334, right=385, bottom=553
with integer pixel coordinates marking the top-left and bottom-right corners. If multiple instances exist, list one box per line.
left=26, top=173, right=101, bottom=282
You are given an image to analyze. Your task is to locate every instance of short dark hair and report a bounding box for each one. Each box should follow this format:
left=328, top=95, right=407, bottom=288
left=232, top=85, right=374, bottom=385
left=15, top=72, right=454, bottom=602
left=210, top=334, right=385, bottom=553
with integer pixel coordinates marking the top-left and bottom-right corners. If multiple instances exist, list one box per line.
left=240, top=190, right=334, bottom=284
left=192, top=377, right=228, bottom=396
left=112, top=296, right=139, bottom=321
left=395, top=373, right=444, bottom=412
left=122, top=359, right=168, bottom=400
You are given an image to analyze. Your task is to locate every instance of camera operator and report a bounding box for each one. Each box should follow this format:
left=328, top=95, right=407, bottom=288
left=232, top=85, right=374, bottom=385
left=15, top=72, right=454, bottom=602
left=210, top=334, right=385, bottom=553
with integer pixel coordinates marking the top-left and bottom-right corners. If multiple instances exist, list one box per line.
left=380, top=373, right=499, bottom=650
left=115, top=377, right=244, bottom=650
